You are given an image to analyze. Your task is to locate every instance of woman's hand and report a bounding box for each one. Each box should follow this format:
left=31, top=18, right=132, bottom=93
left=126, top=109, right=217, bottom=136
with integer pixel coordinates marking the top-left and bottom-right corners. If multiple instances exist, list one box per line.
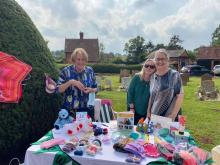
left=84, top=87, right=96, bottom=93
left=129, top=104, right=134, bottom=113
left=70, top=80, right=85, bottom=91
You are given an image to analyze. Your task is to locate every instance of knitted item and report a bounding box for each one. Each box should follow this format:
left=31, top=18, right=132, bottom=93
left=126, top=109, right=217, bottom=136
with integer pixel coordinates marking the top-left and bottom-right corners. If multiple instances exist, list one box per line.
left=126, top=154, right=142, bottom=164
left=157, top=143, right=173, bottom=161
left=113, top=138, right=133, bottom=153
left=62, top=142, right=76, bottom=153
left=40, top=138, right=65, bottom=149
left=179, top=151, right=198, bottom=165
left=158, top=128, right=169, bottom=137
left=159, top=141, right=175, bottom=153
left=74, top=150, right=83, bottom=156
left=124, top=142, right=145, bottom=158
left=144, top=143, right=160, bottom=158
left=191, top=147, right=209, bottom=164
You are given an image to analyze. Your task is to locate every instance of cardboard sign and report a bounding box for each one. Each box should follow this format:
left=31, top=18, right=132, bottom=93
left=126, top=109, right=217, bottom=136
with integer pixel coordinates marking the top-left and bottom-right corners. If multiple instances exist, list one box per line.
left=117, top=112, right=134, bottom=130
left=150, top=114, right=172, bottom=128
left=76, top=112, right=87, bottom=121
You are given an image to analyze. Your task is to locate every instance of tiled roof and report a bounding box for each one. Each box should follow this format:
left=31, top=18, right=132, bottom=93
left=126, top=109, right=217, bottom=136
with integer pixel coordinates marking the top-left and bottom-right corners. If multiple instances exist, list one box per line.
left=197, top=46, right=220, bottom=60
left=64, top=33, right=99, bottom=62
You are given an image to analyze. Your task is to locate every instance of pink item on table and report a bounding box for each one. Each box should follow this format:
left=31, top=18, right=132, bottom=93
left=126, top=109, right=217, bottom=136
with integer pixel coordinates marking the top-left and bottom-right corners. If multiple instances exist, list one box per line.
left=40, top=138, right=65, bottom=149
left=144, top=143, right=160, bottom=158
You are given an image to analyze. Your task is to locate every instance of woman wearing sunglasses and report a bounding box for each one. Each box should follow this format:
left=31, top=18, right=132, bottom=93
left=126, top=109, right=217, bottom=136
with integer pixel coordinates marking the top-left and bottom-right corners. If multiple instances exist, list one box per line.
left=147, top=49, right=184, bottom=121
left=127, top=59, right=156, bottom=124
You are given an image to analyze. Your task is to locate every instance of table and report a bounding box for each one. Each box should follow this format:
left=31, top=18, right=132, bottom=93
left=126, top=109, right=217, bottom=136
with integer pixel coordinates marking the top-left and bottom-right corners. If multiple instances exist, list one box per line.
left=24, top=121, right=160, bottom=165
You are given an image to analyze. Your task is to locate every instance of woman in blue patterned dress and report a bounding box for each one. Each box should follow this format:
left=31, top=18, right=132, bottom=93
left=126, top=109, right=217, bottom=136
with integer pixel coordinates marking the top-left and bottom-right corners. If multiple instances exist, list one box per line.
left=56, top=48, right=97, bottom=120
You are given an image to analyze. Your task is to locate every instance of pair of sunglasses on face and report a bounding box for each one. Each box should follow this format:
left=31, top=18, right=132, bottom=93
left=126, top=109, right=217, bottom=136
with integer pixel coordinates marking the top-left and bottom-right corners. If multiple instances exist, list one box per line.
left=144, top=64, right=155, bottom=69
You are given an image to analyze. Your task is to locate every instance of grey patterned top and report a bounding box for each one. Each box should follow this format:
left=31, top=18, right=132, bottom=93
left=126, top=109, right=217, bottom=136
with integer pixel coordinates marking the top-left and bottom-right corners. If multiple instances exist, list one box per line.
left=149, top=69, right=183, bottom=117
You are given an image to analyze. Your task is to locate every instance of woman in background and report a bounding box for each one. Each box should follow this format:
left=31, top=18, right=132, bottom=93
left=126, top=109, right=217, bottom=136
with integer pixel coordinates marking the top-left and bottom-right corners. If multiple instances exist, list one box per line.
left=127, top=59, right=156, bottom=124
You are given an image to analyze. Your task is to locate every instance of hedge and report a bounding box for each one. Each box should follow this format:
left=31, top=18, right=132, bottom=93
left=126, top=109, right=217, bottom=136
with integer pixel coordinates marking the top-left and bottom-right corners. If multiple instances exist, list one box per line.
left=57, top=63, right=142, bottom=73
left=0, top=0, right=62, bottom=161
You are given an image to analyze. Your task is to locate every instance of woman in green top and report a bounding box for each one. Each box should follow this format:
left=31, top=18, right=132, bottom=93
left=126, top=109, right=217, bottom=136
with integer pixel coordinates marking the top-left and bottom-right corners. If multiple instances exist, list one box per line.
left=127, top=59, right=156, bottom=124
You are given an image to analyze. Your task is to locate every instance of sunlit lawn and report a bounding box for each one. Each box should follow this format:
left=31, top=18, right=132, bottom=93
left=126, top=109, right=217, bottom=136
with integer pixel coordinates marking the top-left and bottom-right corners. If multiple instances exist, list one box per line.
left=97, top=74, right=220, bottom=151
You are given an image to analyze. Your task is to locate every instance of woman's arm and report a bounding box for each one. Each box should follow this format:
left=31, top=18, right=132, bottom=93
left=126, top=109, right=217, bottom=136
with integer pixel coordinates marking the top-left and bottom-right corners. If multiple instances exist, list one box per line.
left=168, top=72, right=184, bottom=120
left=58, top=80, right=85, bottom=93
left=168, top=93, right=184, bottom=120
left=127, top=75, right=137, bottom=111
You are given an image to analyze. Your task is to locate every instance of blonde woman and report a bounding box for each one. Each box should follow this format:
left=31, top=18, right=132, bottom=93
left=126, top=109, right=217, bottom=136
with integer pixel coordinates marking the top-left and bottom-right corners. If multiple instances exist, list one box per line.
left=127, top=59, right=156, bottom=124
left=57, top=48, right=97, bottom=120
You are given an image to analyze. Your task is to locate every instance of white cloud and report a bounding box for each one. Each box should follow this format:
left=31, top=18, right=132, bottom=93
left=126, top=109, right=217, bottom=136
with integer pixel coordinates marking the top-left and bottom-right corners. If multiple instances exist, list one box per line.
left=15, top=0, right=220, bottom=53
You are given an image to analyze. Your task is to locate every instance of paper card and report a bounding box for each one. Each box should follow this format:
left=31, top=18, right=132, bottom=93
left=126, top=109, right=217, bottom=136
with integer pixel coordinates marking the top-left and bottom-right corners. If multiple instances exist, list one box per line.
left=150, top=114, right=172, bottom=128
left=76, top=112, right=87, bottom=121
left=117, top=112, right=134, bottom=130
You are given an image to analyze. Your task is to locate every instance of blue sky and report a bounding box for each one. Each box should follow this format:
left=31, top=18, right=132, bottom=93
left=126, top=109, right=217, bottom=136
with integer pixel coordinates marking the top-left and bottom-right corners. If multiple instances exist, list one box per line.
left=16, top=0, right=220, bottom=53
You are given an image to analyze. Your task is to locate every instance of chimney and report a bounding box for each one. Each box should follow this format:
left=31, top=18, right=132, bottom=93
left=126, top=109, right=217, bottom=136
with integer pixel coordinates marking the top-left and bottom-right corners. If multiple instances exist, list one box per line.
left=80, top=32, right=84, bottom=40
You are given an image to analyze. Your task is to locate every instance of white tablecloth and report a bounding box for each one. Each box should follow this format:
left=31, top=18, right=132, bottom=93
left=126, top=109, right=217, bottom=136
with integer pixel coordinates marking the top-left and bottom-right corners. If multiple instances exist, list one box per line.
left=24, top=121, right=160, bottom=165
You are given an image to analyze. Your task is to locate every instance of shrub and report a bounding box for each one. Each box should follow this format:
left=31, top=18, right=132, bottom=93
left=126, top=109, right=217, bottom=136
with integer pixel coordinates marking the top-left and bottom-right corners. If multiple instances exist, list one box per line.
left=0, top=0, right=62, bottom=160
left=57, top=63, right=142, bottom=73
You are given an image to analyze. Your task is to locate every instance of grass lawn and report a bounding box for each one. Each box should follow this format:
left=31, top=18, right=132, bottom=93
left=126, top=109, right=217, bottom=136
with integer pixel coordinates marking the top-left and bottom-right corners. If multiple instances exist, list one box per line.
left=97, top=74, right=220, bottom=151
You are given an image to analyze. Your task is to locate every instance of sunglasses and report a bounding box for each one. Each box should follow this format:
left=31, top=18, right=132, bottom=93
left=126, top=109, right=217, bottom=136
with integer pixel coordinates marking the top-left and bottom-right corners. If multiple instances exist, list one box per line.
left=144, top=64, right=155, bottom=69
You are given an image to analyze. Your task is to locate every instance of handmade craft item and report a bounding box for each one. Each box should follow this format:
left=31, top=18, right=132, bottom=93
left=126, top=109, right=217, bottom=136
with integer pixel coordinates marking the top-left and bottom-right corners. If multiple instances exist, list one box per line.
left=54, top=109, right=73, bottom=130
left=40, top=138, right=65, bottom=149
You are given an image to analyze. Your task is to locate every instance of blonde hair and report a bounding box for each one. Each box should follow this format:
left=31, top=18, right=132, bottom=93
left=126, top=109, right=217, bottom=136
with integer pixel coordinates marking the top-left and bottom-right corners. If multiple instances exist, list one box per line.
left=71, top=48, right=88, bottom=63
left=155, top=48, right=170, bottom=60
left=138, top=59, right=155, bottom=80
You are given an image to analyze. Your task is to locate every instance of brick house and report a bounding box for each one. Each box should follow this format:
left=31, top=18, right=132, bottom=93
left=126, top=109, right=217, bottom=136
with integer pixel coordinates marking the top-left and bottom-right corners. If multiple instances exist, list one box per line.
left=64, top=32, right=100, bottom=63
left=196, top=46, right=220, bottom=69
left=148, top=49, right=191, bottom=71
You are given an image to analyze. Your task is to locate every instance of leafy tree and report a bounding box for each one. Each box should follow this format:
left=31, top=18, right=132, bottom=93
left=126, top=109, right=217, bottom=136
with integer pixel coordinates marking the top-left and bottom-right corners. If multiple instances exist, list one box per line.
left=167, top=35, right=183, bottom=50
left=124, top=36, right=147, bottom=64
left=211, top=24, right=220, bottom=46
left=112, top=56, right=125, bottom=64
left=99, top=42, right=105, bottom=61
left=0, top=0, right=62, bottom=161
left=187, top=50, right=196, bottom=62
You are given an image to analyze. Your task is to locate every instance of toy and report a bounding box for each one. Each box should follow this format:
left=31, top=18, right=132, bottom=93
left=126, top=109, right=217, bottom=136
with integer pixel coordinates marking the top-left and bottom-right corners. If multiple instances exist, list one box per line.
left=136, top=118, right=154, bottom=134
left=64, top=116, right=93, bottom=136
left=86, top=139, right=102, bottom=156
left=93, top=127, right=108, bottom=136
left=54, top=109, right=73, bottom=130
left=62, top=142, right=77, bottom=153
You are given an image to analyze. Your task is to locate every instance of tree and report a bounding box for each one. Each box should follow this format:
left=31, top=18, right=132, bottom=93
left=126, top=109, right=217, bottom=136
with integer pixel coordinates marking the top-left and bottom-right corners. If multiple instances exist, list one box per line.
left=211, top=24, right=220, bottom=46
left=124, top=36, right=147, bottom=64
left=187, top=50, right=196, bottom=62
left=99, top=42, right=105, bottom=61
left=167, top=35, right=183, bottom=50
left=0, top=0, right=61, bottom=161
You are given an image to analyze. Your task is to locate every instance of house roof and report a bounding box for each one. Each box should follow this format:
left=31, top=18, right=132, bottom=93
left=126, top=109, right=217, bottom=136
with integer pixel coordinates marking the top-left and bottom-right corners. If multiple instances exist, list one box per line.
left=197, top=46, right=220, bottom=60
left=65, top=33, right=99, bottom=62
left=148, top=49, right=187, bottom=59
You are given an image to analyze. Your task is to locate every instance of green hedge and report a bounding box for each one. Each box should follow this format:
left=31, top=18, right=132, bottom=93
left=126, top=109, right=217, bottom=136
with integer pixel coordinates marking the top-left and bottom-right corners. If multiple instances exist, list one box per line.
left=0, top=0, right=62, bottom=160
left=57, top=63, right=142, bottom=73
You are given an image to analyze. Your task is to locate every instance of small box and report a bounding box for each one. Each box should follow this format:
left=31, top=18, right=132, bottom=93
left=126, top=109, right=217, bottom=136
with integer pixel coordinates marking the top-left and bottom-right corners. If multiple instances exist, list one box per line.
left=117, top=112, right=134, bottom=130
left=174, top=131, right=190, bottom=144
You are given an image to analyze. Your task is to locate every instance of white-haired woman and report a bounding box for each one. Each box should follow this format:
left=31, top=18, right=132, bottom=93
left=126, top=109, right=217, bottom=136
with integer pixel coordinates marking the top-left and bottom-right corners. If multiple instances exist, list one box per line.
left=147, top=49, right=184, bottom=121
left=57, top=48, right=97, bottom=121
left=127, top=59, right=156, bottom=124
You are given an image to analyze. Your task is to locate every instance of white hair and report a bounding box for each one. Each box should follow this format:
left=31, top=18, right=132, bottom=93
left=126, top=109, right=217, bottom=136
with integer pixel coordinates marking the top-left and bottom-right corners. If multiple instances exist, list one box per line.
left=155, top=48, right=170, bottom=60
